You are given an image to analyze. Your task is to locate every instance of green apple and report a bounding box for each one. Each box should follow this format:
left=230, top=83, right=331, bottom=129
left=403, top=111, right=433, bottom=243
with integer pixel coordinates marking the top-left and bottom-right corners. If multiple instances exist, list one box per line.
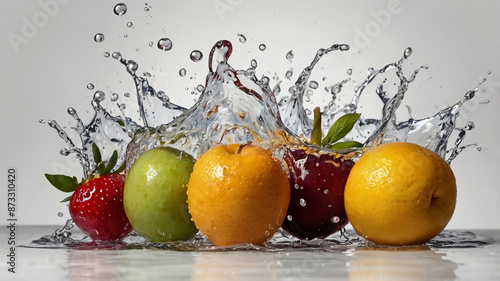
left=124, top=146, right=198, bottom=242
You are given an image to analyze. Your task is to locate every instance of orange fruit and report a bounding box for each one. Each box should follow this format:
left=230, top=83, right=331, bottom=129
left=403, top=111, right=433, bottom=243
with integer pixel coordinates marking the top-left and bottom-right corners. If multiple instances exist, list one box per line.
left=187, top=143, right=290, bottom=246
left=344, top=142, right=457, bottom=246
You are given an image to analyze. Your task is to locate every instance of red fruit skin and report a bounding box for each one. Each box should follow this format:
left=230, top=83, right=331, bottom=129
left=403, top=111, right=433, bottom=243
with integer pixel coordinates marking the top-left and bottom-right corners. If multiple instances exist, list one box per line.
left=282, top=148, right=355, bottom=240
left=69, top=174, right=132, bottom=241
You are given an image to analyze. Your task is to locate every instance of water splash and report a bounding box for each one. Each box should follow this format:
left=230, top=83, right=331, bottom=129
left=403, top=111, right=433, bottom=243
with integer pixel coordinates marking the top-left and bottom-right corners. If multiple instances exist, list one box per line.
left=47, top=99, right=135, bottom=178
left=125, top=40, right=299, bottom=166
left=280, top=45, right=481, bottom=162
left=41, top=35, right=489, bottom=250
left=279, top=44, right=351, bottom=138
left=25, top=228, right=493, bottom=252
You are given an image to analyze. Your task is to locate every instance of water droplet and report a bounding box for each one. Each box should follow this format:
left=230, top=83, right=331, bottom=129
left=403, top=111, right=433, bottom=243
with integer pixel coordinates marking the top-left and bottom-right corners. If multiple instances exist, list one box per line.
left=265, top=230, right=270, bottom=237
left=94, top=33, right=105, bottom=43
left=339, top=44, right=350, bottom=51
left=251, top=59, right=258, bottom=69
left=262, top=76, right=269, bottom=85
left=368, top=67, right=375, bottom=75
left=123, top=33, right=128, bottom=38
left=179, top=68, right=186, bottom=77
left=67, top=107, right=76, bottom=115
left=110, top=93, right=119, bottom=101
left=196, top=85, right=205, bottom=92
left=305, top=108, right=311, bottom=115
left=347, top=68, right=352, bottom=75
left=324, top=189, right=329, bottom=194
left=285, top=68, right=293, bottom=80
left=465, top=121, right=475, bottom=130
left=237, top=33, right=246, bottom=43
left=294, top=183, right=299, bottom=189
left=57, top=212, right=63, bottom=217
left=112, top=52, right=122, bottom=60
left=113, top=3, right=127, bottom=16
left=127, top=22, right=133, bottom=28
left=148, top=41, right=153, bottom=47
left=404, top=47, right=412, bottom=59
left=309, top=81, right=319, bottom=89
left=157, top=38, right=173, bottom=51
left=286, top=50, right=294, bottom=62
left=331, top=216, right=340, bottom=223
left=93, top=91, right=105, bottom=101
left=259, top=44, right=266, bottom=51
left=103, top=52, right=110, bottom=58
left=331, top=83, right=343, bottom=95
left=126, top=61, right=138, bottom=74
left=465, top=90, right=475, bottom=100
left=60, top=148, right=70, bottom=156
left=299, top=198, right=306, bottom=207
left=86, top=83, right=94, bottom=90
left=124, top=92, right=130, bottom=98
left=287, top=215, right=293, bottom=221
left=190, top=50, right=203, bottom=62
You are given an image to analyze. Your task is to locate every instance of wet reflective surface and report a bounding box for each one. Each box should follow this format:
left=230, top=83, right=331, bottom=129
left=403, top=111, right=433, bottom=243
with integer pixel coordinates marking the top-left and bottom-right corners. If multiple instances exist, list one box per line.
left=1, top=226, right=498, bottom=280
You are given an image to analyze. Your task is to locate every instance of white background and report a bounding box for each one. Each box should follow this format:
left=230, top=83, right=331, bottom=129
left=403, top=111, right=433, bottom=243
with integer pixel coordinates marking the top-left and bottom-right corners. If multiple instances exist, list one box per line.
left=1, top=0, right=499, bottom=229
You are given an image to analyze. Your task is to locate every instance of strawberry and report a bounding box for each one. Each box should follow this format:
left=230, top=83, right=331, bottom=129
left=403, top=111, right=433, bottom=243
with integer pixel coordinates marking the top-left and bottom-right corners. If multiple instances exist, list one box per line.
left=282, top=108, right=361, bottom=239
left=45, top=143, right=132, bottom=241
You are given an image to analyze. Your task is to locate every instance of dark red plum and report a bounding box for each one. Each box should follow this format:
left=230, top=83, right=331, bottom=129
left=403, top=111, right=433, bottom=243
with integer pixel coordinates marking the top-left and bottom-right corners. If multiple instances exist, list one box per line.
left=282, top=147, right=355, bottom=240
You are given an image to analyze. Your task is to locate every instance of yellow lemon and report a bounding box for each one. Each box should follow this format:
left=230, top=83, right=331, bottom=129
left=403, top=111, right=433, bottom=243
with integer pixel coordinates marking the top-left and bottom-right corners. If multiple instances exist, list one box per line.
left=187, top=143, right=290, bottom=246
left=344, top=142, right=457, bottom=246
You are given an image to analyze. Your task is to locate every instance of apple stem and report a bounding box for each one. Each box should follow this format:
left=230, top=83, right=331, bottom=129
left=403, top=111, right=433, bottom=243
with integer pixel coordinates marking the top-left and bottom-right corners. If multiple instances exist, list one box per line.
left=237, top=143, right=249, bottom=154
left=310, top=107, right=322, bottom=146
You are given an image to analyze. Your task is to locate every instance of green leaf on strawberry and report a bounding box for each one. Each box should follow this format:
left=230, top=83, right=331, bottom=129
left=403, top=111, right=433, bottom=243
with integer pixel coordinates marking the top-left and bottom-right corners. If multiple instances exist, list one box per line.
left=45, top=143, right=125, bottom=202
left=311, top=107, right=363, bottom=150
left=44, top=174, right=80, bottom=193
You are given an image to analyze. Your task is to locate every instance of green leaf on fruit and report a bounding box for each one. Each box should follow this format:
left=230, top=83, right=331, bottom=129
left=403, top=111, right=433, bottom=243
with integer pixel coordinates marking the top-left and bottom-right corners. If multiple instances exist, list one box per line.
left=328, top=140, right=363, bottom=150
left=92, top=142, right=102, bottom=165
left=101, top=150, right=118, bottom=175
left=60, top=195, right=72, bottom=203
left=114, top=160, right=126, bottom=174
left=97, top=162, right=106, bottom=176
left=169, top=133, right=187, bottom=144
left=45, top=174, right=80, bottom=193
left=321, top=113, right=361, bottom=146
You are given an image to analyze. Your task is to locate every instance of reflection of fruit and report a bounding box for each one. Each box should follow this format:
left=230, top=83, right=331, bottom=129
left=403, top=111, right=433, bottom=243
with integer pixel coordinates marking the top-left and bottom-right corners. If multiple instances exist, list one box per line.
left=45, top=144, right=132, bottom=241
left=282, top=148, right=354, bottom=239
left=124, top=147, right=198, bottom=242
left=282, top=108, right=359, bottom=239
left=187, top=143, right=290, bottom=246
left=347, top=247, right=458, bottom=280
left=345, top=142, right=457, bottom=246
